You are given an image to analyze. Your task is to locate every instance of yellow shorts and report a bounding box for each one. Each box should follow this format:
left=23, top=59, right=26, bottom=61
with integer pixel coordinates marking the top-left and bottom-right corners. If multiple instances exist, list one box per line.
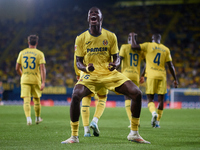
left=77, top=70, right=130, bottom=94
left=131, top=80, right=139, bottom=87
left=21, top=83, right=42, bottom=98
left=146, top=78, right=167, bottom=94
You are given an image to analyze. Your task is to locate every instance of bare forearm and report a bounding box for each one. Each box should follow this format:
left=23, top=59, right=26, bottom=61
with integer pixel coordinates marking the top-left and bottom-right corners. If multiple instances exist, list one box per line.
left=40, top=64, right=46, bottom=84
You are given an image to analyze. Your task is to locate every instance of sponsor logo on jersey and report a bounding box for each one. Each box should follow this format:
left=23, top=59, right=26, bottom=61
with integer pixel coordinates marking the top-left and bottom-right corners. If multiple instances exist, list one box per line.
left=87, top=47, right=107, bottom=53
left=103, top=39, right=108, bottom=45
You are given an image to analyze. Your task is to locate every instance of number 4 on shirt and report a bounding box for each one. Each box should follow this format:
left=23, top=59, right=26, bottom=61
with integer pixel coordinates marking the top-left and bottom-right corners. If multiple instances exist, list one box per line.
left=153, top=53, right=161, bottom=66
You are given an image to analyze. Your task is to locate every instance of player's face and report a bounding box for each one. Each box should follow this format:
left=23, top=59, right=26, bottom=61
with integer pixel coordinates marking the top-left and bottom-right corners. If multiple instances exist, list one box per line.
left=88, top=7, right=102, bottom=26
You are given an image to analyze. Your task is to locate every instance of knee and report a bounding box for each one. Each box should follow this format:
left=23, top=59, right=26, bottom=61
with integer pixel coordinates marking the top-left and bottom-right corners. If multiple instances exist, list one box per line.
left=135, top=89, right=142, bottom=99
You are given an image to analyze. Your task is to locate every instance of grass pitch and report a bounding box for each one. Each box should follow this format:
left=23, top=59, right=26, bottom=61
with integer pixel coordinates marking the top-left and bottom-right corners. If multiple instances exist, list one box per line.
left=0, top=105, right=200, bottom=150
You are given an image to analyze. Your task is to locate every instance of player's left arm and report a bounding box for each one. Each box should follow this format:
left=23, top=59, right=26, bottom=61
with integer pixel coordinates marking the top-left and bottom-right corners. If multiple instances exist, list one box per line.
left=129, top=32, right=141, bottom=50
left=76, top=56, right=94, bottom=72
left=40, top=63, right=46, bottom=91
left=167, top=61, right=178, bottom=88
left=15, top=63, right=22, bottom=76
left=108, top=53, right=120, bottom=71
left=140, top=59, right=146, bottom=83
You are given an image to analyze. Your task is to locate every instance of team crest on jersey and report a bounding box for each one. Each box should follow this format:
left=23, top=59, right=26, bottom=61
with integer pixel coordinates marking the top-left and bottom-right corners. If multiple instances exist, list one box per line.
left=103, top=40, right=108, bottom=45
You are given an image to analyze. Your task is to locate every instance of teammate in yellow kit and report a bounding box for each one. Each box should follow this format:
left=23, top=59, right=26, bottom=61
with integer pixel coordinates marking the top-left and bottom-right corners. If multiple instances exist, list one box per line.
left=74, top=55, right=108, bottom=137
left=16, top=35, right=46, bottom=125
left=119, top=33, right=145, bottom=128
left=130, top=32, right=178, bottom=128
left=61, top=7, right=150, bottom=144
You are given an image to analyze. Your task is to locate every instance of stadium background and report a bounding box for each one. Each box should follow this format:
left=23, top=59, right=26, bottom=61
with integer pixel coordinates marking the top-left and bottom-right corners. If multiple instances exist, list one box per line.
left=0, top=0, right=199, bottom=108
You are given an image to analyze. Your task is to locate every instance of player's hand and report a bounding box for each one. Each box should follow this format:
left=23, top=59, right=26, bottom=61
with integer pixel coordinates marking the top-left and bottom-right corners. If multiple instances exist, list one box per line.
left=174, top=80, right=178, bottom=88
left=87, top=63, right=95, bottom=72
left=140, top=76, right=145, bottom=84
left=108, top=62, right=116, bottom=71
left=129, top=32, right=137, bottom=41
left=40, top=83, right=45, bottom=91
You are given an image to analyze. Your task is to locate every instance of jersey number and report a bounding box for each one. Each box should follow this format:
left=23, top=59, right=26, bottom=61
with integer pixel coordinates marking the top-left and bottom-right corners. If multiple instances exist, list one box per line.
left=23, top=56, right=36, bottom=69
left=153, top=53, right=161, bottom=66
left=129, top=53, right=139, bottom=67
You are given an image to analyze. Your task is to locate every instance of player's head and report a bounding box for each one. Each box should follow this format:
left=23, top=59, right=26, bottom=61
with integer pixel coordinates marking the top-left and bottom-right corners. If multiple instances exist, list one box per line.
left=87, top=7, right=103, bottom=26
left=152, top=34, right=161, bottom=43
left=28, top=35, right=39, bottom=46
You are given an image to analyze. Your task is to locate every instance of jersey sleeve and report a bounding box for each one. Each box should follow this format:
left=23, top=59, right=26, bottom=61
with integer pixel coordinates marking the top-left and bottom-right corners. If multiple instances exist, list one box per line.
left=16, top=52, right=22, bottom=64
left=75, top=36, right=84, bottom=57
left=39, top=52, right=46, bottom=64
left=110, top=33, right=119, bottom=55
left=119, top=44, right=125, bottom=57
left=139, top=42, right=149, bottom=52
left=165, top=49, right=172, bottom=62
left=74, top=54, right=80, bottom=76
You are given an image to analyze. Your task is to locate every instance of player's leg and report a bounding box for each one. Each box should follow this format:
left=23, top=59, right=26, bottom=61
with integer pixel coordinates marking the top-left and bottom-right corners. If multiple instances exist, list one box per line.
left=90, top=93, right=107, bottom=136
left=81, top=95, right=92, bottom=137
left=115, top=80, right=150, bottom=144
left=21, top=84, right=32, bottom=125
left=147, top=94, right=158, bottom=127
left=146, top=78, right=158, bottom=127
left=156, top=94, right=164, bottom=128
left=61, top=84, right=92, bottom=144
left=23, top=97, right=32, bottom=125
left=124, top=95, right=132, bottom=128
left=32, top=84, right=43, bottom=124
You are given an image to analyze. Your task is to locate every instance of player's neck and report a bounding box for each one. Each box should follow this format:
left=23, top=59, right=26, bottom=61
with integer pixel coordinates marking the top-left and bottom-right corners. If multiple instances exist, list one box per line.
left=89, top=25, right=101, bottom=36
left=29, top=45, right=37, bottom=49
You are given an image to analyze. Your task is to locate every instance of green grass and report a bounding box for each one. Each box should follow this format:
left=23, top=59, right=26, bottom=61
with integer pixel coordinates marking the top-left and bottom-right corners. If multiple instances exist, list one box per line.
left=0, top=106, right=200, bottom=150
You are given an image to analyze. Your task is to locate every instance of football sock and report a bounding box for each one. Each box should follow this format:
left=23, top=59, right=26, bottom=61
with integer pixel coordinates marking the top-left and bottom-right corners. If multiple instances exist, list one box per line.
left=125, top=100, right=132, bottom=121
left=157, top=109, right=163, bottom=121
left=131, top=117, right=140, bottom=131
left=81, top=96, right=91, bottom=126
left=23, top=97, right=31, bottom=117
left=148, top=102, right=156, bottom=114
left=71, top=121, right=79, bottom=136
left=93, top=96, right=107, bottom=119
left=33, top=98, right=41, bottom=117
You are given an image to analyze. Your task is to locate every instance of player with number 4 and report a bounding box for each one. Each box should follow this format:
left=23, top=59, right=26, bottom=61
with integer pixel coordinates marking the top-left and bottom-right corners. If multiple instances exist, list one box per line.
left=130, top=33, right=178, bottom=128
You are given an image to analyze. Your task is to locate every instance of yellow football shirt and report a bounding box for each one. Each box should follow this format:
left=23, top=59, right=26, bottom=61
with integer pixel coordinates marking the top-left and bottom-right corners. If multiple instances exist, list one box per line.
left=75, top=28, right=119, bottom=76
left=16, top=48, right=46, bottom=84
left=140, top=42, right=172, bottom=80
left=119, top=44, right=144, bottom=83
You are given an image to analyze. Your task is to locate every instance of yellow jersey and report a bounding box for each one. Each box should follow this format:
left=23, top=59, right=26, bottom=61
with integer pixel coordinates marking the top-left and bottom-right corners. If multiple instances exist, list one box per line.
left=16, top=48, right=46, bottom=84
left=75, top=28, right=119, bottom=76
left=140, top=42, right=172, bottom=80
left=119, top=44, right=144, bottom=82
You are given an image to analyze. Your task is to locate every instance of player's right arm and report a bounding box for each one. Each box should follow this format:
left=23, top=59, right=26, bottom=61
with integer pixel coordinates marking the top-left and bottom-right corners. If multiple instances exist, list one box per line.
left=129, top=32, right=141, bottom=50
left=167, top=61, right=178, bottom=88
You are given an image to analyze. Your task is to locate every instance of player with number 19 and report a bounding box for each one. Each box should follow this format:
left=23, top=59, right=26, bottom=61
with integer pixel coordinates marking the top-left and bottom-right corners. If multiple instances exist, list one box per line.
left=119, top=33, right=145, bottom=128
left=130, top=33, right=178, bottom=128
left=16, top=35, right=46, bottom=125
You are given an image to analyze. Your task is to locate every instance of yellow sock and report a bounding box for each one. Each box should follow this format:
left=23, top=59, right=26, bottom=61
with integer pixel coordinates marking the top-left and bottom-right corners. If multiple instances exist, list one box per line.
left=23, top=97, right=31, bottom=117
left=71, top=121, right=79, bottom=136
left=93, top=96, right=107, bottom=119
left=81, top=96, right=91, bottom=126
left=33, top=98, right=41, bottom=117
left=148, top=102, right=156, bottom=114
left=157, top=109, right=163, bottom=121
left=131, top=117, right=140, bottom=131
left=125, top=100, right=132, bottom=121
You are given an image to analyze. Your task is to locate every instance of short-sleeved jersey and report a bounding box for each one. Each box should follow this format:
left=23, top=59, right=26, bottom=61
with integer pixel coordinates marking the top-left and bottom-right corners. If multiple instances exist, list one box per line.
left=74, top=54, right=81, bottom=76
left=75, top=28, right=119, bottom=76
left=140, top=42, right=172, bottom=80
left=119, top=44, right=144, bottom=82
left=16, top=48, right=46, bottom=84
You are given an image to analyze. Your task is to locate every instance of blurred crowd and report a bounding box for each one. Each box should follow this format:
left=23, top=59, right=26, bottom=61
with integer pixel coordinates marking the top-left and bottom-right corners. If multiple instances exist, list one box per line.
left=0, top=3, right=199, bottom=88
